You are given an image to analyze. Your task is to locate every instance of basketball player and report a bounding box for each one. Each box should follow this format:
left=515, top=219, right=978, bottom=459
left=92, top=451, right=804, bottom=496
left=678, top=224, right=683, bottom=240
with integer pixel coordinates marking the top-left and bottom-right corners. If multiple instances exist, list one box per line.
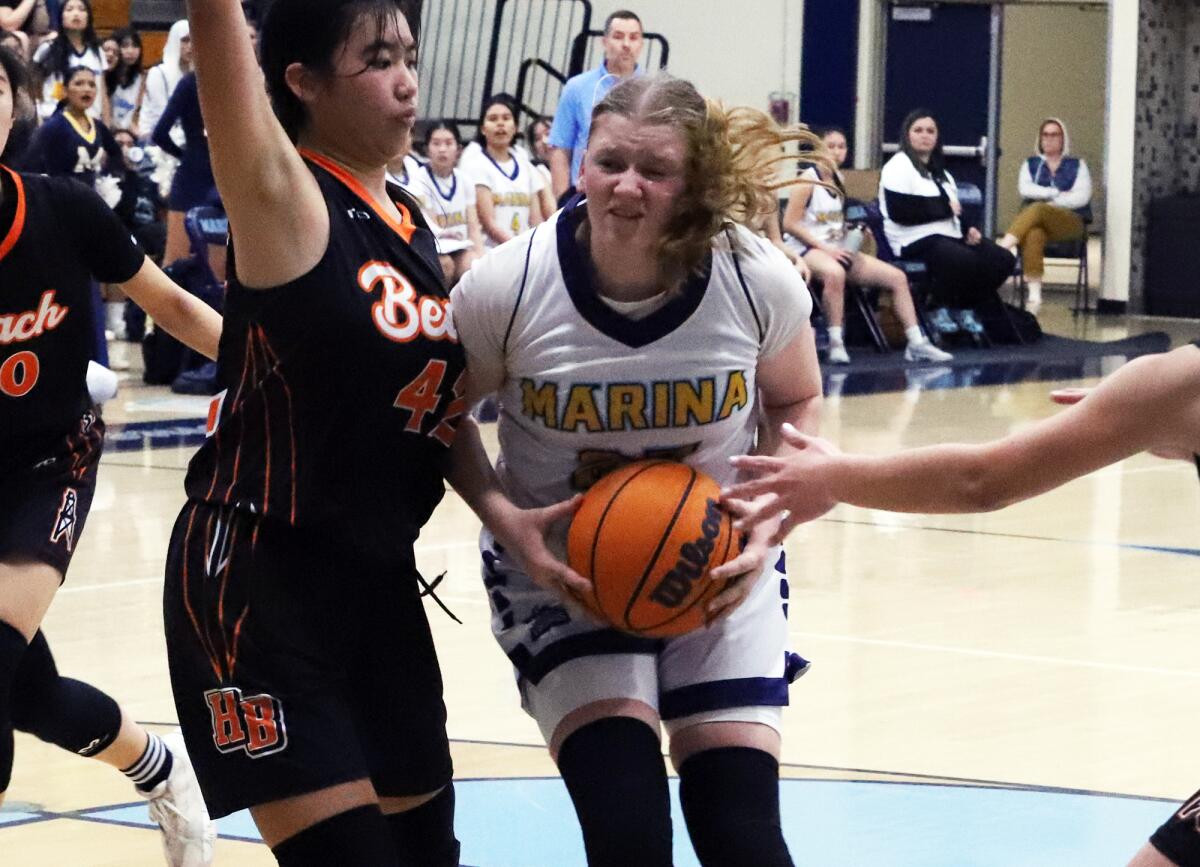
left=449, top=73, right=824, bottom=866
left=720, top=342, right=1200, bottom=867
left=164, top=2, right=465, bottom=864
left=0, top=45, right=220, bottom=866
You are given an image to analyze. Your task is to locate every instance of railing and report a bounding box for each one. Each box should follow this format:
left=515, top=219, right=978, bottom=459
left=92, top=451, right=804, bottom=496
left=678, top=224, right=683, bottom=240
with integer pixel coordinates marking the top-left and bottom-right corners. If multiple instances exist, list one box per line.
left=420, top=0, right=592, bottom=131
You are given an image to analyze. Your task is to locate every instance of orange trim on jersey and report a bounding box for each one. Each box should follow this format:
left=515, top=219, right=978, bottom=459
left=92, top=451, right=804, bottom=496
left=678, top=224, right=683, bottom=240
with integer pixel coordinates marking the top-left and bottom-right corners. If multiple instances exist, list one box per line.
left=298, top=147, right=417, bottom=243
left=0, top=166, right=28, bottom=263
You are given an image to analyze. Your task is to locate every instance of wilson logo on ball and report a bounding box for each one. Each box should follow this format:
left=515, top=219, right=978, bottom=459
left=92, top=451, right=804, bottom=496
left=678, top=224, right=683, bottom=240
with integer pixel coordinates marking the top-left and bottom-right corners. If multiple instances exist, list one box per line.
left=650, top=498, right=724, bottom=608
left=567, top=460, right=741, bottom=638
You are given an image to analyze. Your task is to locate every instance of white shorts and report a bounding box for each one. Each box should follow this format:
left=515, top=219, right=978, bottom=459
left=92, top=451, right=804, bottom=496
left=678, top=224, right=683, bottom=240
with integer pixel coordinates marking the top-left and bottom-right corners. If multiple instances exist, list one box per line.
left=481, top=530, right=808, bottom=744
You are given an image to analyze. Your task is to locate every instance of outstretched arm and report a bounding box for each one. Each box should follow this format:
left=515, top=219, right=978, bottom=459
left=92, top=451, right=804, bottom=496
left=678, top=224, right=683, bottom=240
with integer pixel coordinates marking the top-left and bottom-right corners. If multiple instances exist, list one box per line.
left=121, top=257, right=222, bottom=359
left=726, top=346, right=1200, bottom=527
left=186, top=0, right=328, bottom=288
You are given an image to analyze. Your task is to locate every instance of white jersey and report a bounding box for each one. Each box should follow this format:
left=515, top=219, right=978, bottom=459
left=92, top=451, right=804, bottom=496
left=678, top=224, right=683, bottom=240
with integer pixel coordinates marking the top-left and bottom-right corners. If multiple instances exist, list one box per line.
left=452, top=202, right=812, bottom=730
left=386, top=154, right=427, bottom=206
left=797, top=165, right=845, bottom=245
left=412, top=164, right=477, bottom=254
left=461, top=147, right=544, bottom=246
left=452, top=201, right=812, bottom=515
left=33, top=42, right=105, bottom=121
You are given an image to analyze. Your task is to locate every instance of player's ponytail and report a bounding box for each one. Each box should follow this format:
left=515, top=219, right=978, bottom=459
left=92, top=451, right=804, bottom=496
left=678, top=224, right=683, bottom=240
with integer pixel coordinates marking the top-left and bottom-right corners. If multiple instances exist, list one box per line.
left=590, top=73, right=834, bottom=295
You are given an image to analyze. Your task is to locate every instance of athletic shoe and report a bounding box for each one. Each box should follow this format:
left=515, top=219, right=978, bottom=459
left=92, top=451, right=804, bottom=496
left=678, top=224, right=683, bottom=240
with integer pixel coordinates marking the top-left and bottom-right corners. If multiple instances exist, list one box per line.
left=144, top=731, right=217, bottom=867
left=904, top=340, right=954, bottom=363
left=827, top=343, right=851, bottom=365
left=930, top=307, right=959, bottom=335
left=952, top=309, right=986, bottom=335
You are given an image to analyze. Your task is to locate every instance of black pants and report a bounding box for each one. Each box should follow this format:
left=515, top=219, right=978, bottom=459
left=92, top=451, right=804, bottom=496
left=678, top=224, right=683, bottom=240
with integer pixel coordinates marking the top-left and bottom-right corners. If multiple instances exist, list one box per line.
left=902, top=234, right=1015, bottom=309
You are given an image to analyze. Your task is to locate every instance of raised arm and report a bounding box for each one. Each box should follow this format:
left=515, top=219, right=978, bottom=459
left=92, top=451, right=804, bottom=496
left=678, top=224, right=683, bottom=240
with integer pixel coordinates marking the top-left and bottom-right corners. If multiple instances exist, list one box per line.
left=0, top=0, right=35, bottom=32
left=185, top=0, right=328, bottom=288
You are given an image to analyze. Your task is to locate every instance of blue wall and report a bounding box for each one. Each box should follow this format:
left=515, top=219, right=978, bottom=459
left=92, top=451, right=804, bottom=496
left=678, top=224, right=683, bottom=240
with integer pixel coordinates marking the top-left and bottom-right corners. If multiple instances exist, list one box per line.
left=800, top=0, right=860, bottom=155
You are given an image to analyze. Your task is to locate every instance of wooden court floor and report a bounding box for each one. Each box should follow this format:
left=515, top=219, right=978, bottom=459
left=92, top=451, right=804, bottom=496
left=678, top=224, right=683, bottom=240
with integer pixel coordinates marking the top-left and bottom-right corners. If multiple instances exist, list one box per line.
left=6, top=300, right=1200, bottom=865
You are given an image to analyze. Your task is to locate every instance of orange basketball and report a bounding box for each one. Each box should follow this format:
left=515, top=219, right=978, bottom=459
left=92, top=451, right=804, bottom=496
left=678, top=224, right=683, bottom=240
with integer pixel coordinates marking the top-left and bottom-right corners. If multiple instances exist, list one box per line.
left=567, top=460, right=742, bottom=638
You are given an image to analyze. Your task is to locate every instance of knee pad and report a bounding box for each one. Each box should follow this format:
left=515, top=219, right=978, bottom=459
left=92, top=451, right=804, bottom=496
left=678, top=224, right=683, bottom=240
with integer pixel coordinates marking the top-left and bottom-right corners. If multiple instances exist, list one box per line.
left=0, top=620, right=26, bottom=791
left=678, top=747, right=794, bottom=867
left=387, top=784, right=461, bottom=867
left=557, top=716, right=673, bottom=867
left=10, top=631, right=121, bottom=757
left=273, top=805, right=397, bottom=867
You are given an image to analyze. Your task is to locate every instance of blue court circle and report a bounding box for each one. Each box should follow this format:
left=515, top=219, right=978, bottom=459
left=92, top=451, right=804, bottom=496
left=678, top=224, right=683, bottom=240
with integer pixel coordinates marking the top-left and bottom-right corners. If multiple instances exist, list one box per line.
left=83, top=776, right=1174, bottom=866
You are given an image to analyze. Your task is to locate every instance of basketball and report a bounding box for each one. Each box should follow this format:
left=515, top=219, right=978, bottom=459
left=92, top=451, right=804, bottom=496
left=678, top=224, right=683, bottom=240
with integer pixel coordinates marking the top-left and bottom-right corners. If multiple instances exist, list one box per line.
left=566, top=460, right=742, bottom=638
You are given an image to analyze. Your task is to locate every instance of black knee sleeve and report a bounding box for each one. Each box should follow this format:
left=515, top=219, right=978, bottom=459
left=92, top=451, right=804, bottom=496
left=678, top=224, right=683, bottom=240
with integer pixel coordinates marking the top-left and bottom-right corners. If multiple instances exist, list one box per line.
left=387, top=783, right=460, bottom=867
left=10, top=630, right=121, bottom=757
left=272, top=804, right=398, bottom=867
left=0, top=621, right=25, bottom=791
left=678, top=747, right=794, bottom=867
left=557, top=716, right=673, bottom=867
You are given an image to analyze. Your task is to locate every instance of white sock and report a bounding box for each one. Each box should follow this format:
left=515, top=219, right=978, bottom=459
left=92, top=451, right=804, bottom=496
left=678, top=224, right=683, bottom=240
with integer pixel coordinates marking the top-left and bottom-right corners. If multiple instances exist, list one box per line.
left=904, top=324, right=926, bottom=346
left=828, top=326, right=844, bottom=346
left=1027, top=281, right=1042, bottom=304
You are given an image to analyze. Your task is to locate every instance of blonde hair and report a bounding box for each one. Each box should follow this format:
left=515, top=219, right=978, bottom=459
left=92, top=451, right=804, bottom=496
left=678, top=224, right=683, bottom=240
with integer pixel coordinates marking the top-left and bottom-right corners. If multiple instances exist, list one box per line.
left=588, top=73, right=834, bottom=291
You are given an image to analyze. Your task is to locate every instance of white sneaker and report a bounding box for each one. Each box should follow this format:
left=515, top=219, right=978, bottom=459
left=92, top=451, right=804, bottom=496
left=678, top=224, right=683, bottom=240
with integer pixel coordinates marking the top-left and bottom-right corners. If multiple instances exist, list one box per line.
left=904, top=340, right=954, bottom=363
left=828, top=343, right=851, bottom=365
left=1026, top=296, right=1042, bottom=316
left=143, top=731, right=217, bottom=867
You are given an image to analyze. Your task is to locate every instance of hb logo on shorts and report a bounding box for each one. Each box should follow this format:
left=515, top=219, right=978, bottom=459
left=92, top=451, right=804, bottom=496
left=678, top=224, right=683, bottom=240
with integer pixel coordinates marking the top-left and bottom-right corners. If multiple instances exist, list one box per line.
left=204, top=688, right=288, bottom=758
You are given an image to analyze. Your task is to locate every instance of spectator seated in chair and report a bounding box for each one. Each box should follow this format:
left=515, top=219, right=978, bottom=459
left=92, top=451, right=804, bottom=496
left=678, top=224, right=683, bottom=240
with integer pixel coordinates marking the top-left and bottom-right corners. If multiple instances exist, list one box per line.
left=880, top=109, right=1015, bottom=345
left=784, top=126, right=951, bottom=365
left=996, top=117, right=1092, bottom=316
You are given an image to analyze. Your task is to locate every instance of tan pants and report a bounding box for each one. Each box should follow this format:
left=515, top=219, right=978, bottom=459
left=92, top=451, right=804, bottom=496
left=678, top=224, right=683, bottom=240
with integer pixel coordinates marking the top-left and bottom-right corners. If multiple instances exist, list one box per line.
left=1006, top=202, right=1084, bottom=279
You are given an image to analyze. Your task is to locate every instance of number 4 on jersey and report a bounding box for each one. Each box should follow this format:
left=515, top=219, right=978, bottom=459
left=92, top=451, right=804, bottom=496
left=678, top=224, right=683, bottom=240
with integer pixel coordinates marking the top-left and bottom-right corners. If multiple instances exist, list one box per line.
left=393, top=359, right=466, bottom=446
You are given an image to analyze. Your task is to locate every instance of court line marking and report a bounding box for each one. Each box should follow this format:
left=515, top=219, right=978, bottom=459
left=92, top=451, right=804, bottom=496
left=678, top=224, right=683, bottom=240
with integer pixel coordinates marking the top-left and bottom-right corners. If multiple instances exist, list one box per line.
left=16, top=772, right=1178, bottom=846
left=786, top=630, right=1200, bottom=678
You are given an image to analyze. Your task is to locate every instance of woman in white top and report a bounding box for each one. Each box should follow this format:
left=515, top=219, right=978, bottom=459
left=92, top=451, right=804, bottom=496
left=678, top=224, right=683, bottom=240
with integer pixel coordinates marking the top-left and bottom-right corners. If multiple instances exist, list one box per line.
left=880, top=109, right=1015, bottom=338
left=412, top=120, right=483, bottom=284
left=103, top=27, right=144, bottom=136
left=138, top=19, right=189, bottom=144
left=463, top=94, right=544, bottom=247
left=31, top=0, right=103, bottom=121
left=996, top=118, right=1092, bottom=315
left=526, top=115, right=557, bottom=219
left=783, top=126, right=950, bottom=365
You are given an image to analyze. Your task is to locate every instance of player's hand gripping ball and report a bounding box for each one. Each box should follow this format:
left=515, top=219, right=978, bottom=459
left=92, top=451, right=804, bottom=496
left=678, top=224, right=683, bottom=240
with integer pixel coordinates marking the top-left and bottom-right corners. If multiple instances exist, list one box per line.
left=567, top=460, right=743, bottom=637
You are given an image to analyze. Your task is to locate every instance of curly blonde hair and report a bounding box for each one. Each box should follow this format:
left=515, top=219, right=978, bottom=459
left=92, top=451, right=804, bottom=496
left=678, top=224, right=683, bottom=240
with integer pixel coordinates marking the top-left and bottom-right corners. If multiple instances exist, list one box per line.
left=587, top=73, right=834, bottom=292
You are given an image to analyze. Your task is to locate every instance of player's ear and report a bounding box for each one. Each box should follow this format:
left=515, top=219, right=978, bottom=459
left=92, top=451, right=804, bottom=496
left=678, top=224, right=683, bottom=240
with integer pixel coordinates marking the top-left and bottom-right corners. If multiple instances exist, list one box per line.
left=577, top=153, right=588, bottom=195
left=283, top=62, right=319, bottom=108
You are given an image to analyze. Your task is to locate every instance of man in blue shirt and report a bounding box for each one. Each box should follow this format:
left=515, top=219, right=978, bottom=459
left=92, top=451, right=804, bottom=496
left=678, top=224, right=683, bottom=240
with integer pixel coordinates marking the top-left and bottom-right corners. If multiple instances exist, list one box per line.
left=548, top=9, right=644, bottom=201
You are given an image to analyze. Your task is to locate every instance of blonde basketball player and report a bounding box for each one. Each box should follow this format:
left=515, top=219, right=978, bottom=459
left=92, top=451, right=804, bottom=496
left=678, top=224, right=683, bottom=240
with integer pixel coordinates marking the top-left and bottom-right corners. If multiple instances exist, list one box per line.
left=722, top=342, right=1200, bottom=867
left=448, top=73, right=825, bottom=866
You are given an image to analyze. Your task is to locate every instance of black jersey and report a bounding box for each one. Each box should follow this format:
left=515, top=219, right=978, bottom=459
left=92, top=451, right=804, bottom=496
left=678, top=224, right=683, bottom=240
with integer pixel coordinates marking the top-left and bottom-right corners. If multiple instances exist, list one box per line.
left=0, top=166, right=144, bottom=471
left=184, top=152, right=467, bottom=563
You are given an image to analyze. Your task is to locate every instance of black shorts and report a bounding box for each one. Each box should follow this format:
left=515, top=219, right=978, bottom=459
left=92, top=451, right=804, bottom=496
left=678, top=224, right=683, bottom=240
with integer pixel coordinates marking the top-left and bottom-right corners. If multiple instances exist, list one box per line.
left=1151, top=789, right=1200, bottom=866
left=163, top=501, right=454, bottom=819
left=0, top=410, right=103, bottom=577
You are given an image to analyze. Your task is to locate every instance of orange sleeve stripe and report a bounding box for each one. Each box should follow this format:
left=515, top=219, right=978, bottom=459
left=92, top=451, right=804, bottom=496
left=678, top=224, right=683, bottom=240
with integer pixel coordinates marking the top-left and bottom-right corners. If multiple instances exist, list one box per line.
left=298, top=148, right=417, bottom=243
left=0, top=166, right=28, bottom=263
